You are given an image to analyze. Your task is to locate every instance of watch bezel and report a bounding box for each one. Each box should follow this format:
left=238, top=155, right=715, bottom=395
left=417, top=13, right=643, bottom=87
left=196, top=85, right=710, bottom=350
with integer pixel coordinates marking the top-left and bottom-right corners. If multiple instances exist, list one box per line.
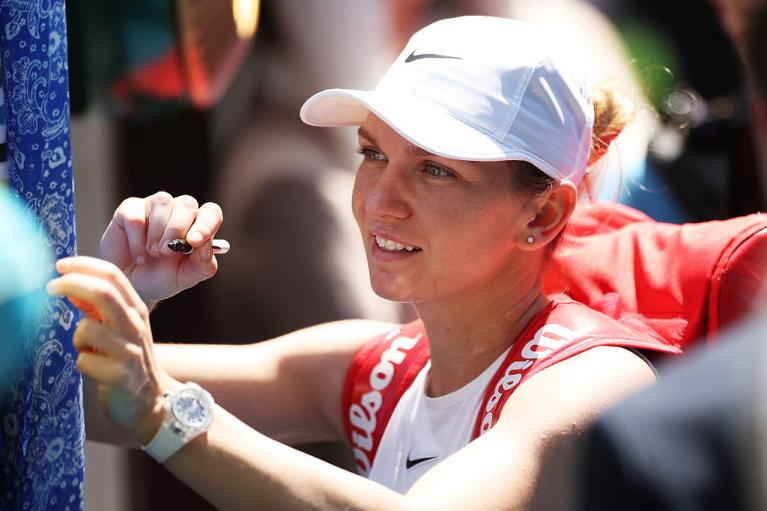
left=169, top=383, right=215, bottom=433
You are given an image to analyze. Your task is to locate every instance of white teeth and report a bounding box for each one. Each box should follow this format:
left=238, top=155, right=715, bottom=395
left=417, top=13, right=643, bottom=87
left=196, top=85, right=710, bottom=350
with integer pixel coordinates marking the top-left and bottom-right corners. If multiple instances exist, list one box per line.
left=375, top=235, right=417, bottom=252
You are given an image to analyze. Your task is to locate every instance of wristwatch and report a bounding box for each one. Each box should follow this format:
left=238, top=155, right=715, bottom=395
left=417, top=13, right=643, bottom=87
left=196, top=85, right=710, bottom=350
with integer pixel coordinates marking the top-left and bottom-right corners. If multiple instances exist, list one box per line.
left=141, top=382, right=215, bottom=463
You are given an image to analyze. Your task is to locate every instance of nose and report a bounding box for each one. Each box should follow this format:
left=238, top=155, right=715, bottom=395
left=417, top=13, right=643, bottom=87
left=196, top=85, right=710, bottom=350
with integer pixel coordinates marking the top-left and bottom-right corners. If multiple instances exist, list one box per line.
left=357, top=164, right=412, bottom=221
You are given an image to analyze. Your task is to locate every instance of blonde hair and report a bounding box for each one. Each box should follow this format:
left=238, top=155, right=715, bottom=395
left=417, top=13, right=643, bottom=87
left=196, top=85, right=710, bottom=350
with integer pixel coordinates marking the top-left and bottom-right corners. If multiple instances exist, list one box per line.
left=588, top=81, right=636, bottom=165
left=580, top=81, right=636, bottom=199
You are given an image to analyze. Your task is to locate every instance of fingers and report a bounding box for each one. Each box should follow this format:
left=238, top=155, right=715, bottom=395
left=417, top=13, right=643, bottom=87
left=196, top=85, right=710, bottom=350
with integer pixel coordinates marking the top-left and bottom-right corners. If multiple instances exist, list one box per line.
left=55, top=256, right=146, bottom=311
left=74, top=319, right=154, bottom=393
left=107, top=192, right=224, bottom=265
left=179, top=247, right=219, bottom=290
left=158, top=194, right=199, bottom=255
left=48, top=264, right=145, bottom=339
left=120, top=197, right=150, bottom=265
left=187, top=202, right=223, bottom=247
left=146, top=192, right=175, bottom=256
left=102, top=196, right=149, bottom=268
left=163, top=201, right=223, bottom=258
left=74, top=317, right=137, bottom=358
left=76, top=350, right=155, bottom=400
left=76, top=351, right=129, bottom=386
left=145, top=194, right=222, bottom=256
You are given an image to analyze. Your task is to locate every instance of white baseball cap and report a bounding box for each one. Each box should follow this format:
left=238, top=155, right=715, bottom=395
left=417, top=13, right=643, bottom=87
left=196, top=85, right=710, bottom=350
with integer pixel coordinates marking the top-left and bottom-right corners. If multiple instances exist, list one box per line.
left=300, top=16, right=594, bottom=184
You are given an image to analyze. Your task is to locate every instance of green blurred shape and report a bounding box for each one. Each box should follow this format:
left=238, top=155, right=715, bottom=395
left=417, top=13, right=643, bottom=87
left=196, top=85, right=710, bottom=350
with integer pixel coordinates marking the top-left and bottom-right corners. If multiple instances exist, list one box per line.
left=618, top=21, right=683, bottom=112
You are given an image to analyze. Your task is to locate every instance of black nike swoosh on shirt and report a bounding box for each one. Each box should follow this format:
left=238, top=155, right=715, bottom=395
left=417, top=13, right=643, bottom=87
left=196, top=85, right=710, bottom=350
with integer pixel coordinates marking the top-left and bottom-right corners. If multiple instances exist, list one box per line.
left=405, top=453, right=439, bottom=470
left=404, top=50, right=462, bottom=63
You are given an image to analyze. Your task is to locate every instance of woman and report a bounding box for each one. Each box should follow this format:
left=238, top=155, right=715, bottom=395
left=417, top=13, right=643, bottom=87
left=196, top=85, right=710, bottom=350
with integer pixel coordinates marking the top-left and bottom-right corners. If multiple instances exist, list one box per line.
left=48, top=17, right=675, bottom=510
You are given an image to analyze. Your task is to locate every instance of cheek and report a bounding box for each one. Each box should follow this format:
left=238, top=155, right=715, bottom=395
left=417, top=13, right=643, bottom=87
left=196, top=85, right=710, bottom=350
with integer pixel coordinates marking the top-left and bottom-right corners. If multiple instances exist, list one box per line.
left=351, top=170, right=370, bottom=228
left=456, top=203, right=520, bottom=252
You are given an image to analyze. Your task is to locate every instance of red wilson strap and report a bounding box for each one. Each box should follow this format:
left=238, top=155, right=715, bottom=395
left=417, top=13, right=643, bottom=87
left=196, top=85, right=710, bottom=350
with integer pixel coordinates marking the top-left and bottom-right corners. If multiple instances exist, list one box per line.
left=343, top=297, right=680, bottom=474
left=471, top=297, right=680, bottom=438
left=342, top=321, right=430, bottom=475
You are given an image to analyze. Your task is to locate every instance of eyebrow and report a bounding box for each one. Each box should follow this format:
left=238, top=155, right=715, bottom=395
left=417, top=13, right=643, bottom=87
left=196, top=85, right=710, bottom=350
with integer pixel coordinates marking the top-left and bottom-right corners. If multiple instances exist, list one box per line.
left=356, top=126, right=432, bottom=158
left=356, top=126, right=375, bottom=144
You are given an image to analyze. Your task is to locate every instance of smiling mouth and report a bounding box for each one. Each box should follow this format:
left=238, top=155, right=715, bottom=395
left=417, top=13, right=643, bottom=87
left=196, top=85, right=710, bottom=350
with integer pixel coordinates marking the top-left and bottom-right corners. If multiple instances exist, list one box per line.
left=375, top=235, right=421, bottom=253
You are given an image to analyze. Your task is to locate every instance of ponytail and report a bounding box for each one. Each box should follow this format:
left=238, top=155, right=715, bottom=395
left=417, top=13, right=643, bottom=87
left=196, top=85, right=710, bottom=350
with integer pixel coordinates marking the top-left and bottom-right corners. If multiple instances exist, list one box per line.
left=578, top=81, right=636, bottom=199
left=588, top=81, right=636, bottom=166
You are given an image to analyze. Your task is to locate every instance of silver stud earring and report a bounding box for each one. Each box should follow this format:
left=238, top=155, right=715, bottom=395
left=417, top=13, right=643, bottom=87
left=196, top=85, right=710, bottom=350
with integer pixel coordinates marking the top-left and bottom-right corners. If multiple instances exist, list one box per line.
left=526, top=236, right=535, bottom=244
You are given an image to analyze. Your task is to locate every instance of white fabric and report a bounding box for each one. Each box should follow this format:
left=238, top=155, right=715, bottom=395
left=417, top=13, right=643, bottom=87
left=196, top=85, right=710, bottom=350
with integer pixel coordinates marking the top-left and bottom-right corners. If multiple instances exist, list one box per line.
left=300, top=16, right=594, bottom=184
left=367, top=347, right=511, bottom=493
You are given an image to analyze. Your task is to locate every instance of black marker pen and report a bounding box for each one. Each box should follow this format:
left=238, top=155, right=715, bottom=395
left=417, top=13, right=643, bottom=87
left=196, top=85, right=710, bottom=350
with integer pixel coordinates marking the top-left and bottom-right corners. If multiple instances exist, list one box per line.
left=168, top=238, right=230, bottom=255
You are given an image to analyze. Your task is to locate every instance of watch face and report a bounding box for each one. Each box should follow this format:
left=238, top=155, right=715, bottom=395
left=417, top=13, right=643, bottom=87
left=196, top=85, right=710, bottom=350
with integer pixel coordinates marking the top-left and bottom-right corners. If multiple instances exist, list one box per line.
left=171, top=387, right=214, bottom=431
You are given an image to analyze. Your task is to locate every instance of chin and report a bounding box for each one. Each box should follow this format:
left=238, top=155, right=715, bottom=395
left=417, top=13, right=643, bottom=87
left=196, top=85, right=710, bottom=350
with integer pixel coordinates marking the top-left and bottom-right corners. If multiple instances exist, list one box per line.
left=369, top=276, right=415, bottom=304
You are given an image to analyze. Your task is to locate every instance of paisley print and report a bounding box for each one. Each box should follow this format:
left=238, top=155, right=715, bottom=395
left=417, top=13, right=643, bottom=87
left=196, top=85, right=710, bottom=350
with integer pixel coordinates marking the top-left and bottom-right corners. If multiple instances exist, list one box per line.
left=1, top=1, right=84, bottom=510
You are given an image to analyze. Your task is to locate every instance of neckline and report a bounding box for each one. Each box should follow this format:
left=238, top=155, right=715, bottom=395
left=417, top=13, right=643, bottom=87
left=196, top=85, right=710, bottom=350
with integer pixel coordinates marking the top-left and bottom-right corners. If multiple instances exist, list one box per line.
left=420, top=345, right=512, bottom=410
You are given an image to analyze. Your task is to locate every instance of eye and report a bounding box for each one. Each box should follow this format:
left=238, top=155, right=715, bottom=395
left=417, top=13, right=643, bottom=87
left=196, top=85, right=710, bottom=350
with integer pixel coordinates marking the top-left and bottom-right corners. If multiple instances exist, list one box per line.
left=356, top=147, right=387, bottom=162
left=424, top=163, right=453, bottom=178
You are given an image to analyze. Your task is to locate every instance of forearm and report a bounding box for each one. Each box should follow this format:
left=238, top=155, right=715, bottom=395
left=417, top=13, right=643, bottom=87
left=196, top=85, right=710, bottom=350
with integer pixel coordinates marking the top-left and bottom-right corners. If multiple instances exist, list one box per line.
left=154, top=342, right=337, bottom=444
left=164, top=405, right=411, bottom=511
left=152, top=320, right=389, bottom=444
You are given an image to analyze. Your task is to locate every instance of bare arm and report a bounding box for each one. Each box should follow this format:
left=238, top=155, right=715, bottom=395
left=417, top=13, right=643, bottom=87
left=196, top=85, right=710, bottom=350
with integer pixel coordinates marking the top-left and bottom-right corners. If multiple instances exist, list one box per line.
left=85, top=319, right=395, bottom=446
left=153, top=319, right=395, bottom=444
left=147, top=346, right=657, bottom=510
left=58, top=255, right=657, bottom=510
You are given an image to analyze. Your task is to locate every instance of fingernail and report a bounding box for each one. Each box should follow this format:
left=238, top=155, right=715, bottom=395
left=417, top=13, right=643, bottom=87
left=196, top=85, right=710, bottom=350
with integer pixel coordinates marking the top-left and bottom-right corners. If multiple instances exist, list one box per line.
left=46, top=280, right=62, bottom=295
left=188, top=231, right=203, bottom=243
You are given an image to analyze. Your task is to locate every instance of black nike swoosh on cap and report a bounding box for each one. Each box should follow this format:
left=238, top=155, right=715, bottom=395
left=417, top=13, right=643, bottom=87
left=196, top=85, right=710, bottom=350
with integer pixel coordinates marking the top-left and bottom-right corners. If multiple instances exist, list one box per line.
left=405, top=50, right=462, bottom=63
left=405, top=452, right=439, bottom=470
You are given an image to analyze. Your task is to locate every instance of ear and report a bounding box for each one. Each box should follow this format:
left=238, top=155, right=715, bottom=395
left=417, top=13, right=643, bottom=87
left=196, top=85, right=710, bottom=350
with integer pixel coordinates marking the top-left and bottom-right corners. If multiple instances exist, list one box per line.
left=518, top=180, right=577, bottom=250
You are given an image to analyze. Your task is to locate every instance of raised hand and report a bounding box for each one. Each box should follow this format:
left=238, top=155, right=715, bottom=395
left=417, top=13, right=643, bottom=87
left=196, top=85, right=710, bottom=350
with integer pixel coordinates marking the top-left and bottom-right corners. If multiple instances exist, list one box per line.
left=100, top=192, right=224, bottom=305
left=47, top=256, right=177, bottom=443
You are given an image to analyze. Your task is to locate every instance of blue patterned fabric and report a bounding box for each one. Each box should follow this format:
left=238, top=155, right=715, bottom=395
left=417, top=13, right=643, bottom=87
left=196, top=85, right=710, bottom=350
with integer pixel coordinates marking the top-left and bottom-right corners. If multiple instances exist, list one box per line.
left=0, top=1, right=84, bottom=510
left=0, top=84, right=7, bottom=179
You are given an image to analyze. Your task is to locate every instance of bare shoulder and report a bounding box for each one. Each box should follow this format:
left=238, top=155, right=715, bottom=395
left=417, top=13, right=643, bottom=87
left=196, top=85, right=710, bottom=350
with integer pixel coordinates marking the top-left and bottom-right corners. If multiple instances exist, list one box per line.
left=497, top=346, right=657, bottom=435
left=496, top=346, right=657, bottom=511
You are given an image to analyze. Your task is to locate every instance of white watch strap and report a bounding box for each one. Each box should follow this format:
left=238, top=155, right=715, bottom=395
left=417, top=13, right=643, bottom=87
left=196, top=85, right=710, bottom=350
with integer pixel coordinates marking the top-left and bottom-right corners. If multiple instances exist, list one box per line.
left=140, top=382, right=214, bottom=463
left=141, top=422, right=188, bottom=463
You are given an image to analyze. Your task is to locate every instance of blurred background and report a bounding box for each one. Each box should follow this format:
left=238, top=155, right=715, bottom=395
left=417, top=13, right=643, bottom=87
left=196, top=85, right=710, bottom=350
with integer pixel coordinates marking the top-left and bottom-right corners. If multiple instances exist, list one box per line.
left=63, top=0, right=764, bottom=509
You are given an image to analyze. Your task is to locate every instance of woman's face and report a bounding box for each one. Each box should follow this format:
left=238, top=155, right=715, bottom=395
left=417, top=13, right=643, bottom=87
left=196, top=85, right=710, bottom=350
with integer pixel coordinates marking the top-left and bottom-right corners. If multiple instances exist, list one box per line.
left=352, top=114, right=537, bottom=304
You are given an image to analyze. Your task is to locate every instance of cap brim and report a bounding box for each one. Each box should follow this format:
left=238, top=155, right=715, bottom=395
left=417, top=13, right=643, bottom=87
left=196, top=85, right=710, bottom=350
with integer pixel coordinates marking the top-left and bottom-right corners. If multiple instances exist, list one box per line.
left=300, top=88, right=565, bottom=178
left=300, top=89, right=372, bottom=127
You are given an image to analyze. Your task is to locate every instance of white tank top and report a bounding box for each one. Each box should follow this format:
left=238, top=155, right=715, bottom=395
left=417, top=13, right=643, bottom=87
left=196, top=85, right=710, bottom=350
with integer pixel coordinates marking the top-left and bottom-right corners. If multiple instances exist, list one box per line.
left=367, top=348, right=511, bottom=493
